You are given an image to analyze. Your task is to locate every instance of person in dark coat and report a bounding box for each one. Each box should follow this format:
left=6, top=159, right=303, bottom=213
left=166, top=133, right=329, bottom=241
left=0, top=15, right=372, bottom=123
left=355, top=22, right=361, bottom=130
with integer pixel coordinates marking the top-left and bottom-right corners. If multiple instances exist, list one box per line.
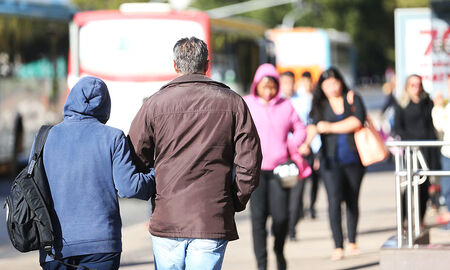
left=300, top=67, right=367, bottom=260
left=128, top=37, right=262, bottom=270
left=394, top=74, right=441, bottom=226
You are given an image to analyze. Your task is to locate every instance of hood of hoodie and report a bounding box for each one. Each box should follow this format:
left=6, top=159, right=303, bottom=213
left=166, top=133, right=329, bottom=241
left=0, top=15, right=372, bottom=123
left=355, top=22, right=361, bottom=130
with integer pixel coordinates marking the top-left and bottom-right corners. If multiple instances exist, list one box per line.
left=63, top=76, right=111, bottom=123
left=249, top=63, right=281, bottom=101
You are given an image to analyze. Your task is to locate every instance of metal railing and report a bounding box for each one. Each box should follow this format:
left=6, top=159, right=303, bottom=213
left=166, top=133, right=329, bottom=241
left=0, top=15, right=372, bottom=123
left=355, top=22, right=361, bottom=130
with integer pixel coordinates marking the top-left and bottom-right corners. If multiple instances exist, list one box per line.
left=385, top=141, right=450, bottom=248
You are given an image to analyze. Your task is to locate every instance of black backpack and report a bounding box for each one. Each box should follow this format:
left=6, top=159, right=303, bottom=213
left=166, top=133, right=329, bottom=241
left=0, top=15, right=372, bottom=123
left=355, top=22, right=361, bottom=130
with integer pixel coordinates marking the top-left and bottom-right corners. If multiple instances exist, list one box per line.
left=4, top=125, right=91, bottom=269
left=5, top=125, right=54, bottom=253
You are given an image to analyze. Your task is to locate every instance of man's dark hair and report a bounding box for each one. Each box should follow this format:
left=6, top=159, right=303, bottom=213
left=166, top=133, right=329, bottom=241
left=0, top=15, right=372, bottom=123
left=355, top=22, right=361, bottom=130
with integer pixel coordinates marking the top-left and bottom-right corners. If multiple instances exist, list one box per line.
left=173, top=37, right=209, bottom=74
left=281, top=71, right=295, bottom=78
left=301, top=71, right=312, bottom=79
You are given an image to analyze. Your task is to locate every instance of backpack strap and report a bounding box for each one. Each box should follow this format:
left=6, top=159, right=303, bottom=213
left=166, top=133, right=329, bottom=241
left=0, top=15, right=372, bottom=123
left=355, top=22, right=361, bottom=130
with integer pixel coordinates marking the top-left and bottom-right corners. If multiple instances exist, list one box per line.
left=27, top=125, right=53, bottom=176
left=34, top=125, right=53, bottom=157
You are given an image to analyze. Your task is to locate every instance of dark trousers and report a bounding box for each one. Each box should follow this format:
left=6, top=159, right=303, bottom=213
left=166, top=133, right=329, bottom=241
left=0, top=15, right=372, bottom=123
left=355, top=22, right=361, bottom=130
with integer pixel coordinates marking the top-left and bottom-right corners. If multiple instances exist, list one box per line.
left=41, top=252, right=120, bottom=270
left=288, top=153, right=320, bottom=237
left=321, top=162, right=365, bottom=249
left=399, top=146, right=440, bottom=224
left=401, top=179, right=430, bottom=224
left=251, top=170, right=289, bottom=270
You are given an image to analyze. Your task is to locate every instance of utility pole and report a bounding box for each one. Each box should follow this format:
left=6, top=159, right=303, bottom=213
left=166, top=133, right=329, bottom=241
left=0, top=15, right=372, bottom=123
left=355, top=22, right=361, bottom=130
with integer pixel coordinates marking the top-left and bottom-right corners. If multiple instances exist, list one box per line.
left=206, top=0, right=298, bottom=19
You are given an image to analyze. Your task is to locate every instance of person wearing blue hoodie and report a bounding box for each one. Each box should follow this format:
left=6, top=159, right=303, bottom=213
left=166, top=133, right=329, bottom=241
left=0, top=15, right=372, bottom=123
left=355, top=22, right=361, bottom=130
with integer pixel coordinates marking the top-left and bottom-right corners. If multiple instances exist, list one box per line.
left=35, top=76, right=155, bottom=270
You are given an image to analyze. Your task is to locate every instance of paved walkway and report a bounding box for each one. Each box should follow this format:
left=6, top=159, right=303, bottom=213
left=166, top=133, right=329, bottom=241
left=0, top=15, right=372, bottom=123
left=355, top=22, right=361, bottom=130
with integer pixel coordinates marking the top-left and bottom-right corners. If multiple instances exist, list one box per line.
left=1, top=169, right=449, bottom=269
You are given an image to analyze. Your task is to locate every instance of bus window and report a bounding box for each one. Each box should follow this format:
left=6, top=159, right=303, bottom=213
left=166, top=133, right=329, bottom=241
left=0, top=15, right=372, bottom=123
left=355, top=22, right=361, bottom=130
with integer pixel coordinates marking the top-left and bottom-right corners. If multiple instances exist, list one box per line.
left=69, top=5, right=268, bottom=133
left=211, top=35, right=260, bottom=94
left=78, top=18, right=206, bottom=81
left=267, top=27, right=356, bottom=85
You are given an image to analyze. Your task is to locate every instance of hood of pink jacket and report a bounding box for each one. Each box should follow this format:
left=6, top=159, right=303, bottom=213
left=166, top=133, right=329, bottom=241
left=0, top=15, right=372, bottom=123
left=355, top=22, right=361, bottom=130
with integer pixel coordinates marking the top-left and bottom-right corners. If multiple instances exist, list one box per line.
left=243, top=63, right=308, bottom=174
left=250, top=63, right=281, bottom=103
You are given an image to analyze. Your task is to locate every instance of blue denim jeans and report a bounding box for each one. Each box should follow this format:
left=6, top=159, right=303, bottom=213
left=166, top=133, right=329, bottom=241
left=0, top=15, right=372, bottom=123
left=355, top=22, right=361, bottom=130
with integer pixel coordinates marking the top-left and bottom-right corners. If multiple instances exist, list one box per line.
left=441, top=155, right=450, bottom=211
left=151, top=235, right=228, bottom=270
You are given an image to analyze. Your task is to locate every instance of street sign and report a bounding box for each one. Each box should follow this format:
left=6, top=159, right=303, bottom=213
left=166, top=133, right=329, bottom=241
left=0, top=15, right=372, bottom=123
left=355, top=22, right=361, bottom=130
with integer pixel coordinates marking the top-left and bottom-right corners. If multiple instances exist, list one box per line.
left=395, top=8, right=449, bottom=97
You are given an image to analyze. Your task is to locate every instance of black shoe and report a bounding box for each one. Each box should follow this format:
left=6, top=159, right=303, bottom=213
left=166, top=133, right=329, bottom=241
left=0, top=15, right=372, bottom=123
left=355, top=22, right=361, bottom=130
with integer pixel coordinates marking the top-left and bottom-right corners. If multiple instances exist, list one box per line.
left=310, top=208, right=316, bottom=219
left=288, top=235, right=297, bottom=242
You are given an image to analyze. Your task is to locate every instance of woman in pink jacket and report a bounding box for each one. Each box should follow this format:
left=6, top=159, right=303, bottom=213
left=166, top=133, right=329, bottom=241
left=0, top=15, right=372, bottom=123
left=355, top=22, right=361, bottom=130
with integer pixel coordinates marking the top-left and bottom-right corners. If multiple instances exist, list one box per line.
left=244, top=63, right=306, bottom=270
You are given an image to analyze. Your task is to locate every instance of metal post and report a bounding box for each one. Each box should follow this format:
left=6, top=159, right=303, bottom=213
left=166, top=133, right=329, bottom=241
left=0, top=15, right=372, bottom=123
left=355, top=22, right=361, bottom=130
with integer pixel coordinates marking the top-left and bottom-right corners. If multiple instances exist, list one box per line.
left=412, top=147, right=421, bottom=238
left=406, top=146, right=414, bottom=247
left=207, top=0, right=296, bottom=19
left=395, top=150, right=403, bottom=248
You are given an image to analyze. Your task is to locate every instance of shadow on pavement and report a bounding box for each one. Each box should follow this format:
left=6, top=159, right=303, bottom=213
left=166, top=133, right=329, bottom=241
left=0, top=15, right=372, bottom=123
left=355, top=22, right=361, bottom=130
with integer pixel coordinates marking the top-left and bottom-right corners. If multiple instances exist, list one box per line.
left=358, top=226, right=397, bottom=235
left=120, top=260, right=154, bottom=267
left=337, top=261, right=379, bottom=270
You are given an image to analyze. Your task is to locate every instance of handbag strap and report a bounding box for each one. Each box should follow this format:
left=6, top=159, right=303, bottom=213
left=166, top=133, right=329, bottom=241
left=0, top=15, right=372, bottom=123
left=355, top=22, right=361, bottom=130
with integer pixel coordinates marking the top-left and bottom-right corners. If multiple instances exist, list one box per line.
left=346, top=90, right=370, bottom=124
left=346, top=90, right=355, bottom=105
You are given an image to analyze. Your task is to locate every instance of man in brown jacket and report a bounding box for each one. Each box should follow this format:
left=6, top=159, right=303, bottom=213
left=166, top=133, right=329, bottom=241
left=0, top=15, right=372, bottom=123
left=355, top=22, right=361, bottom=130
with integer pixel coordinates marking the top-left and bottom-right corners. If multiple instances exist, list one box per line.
left=128, top=37, right=262, bottom=269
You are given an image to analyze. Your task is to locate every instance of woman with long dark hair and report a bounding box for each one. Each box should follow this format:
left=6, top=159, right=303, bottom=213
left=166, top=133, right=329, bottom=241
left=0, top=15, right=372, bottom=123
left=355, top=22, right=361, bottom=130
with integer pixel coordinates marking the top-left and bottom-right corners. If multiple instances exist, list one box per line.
left=299, top=67, right=366, bottom=260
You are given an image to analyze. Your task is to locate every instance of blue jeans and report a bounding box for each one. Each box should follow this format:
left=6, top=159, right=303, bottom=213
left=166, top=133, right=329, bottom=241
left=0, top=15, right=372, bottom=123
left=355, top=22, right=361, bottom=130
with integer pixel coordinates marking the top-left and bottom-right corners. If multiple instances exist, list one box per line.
left=441, top=155, right=450, bottom=211
left=151, top=235, right=228, bottom=270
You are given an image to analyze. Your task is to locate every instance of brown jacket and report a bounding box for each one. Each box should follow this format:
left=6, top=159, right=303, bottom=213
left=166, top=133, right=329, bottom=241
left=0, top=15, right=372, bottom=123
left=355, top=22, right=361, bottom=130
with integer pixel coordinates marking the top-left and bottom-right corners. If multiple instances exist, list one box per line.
left=128, top=74, right=262, bottom=240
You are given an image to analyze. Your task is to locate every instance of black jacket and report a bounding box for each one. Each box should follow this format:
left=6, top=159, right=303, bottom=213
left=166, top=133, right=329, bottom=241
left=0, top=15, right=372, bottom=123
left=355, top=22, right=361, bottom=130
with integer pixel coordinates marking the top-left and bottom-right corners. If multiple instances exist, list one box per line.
left=394, top=97, right=441, bottom=170
left=311, top=91, right=366, bottom=168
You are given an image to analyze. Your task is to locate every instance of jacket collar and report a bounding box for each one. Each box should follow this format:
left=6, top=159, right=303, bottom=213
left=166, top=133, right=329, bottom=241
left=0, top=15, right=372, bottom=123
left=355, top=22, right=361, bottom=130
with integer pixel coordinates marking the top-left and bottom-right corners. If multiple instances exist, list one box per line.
left=160, top=74, right=230, bottom=90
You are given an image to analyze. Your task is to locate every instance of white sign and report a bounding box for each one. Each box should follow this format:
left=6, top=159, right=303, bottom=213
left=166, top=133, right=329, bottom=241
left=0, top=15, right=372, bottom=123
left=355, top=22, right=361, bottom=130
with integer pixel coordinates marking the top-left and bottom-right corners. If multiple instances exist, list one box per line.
left=395, top=8, right=450, bottom=97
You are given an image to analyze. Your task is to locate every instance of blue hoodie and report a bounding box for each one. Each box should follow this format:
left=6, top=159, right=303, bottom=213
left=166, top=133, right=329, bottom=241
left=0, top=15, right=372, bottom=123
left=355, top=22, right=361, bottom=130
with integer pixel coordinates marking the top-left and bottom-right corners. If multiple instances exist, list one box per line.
left=37, top=76, right=155, bottom=261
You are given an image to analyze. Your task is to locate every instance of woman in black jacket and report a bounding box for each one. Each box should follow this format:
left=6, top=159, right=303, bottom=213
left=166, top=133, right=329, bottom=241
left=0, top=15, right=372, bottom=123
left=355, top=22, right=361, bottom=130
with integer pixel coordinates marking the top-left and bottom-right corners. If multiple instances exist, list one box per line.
left=300, top=67, right=366, bottom=260
left=394, top=74, right=441, bottom=226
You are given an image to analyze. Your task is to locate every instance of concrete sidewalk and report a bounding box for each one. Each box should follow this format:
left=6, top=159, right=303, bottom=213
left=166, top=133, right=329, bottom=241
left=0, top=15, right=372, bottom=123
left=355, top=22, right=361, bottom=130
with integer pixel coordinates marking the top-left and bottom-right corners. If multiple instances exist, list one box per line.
left=1, top=170, right=449, bottom=270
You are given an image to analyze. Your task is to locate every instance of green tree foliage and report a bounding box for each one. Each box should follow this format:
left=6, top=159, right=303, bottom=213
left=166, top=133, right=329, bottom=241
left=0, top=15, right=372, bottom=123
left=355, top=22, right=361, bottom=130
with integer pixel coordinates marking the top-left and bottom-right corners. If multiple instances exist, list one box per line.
left=0, top=0, right=149, bottom=65
left=292, top=0, right=395, bottom=77
left=191, top=0, right=292, bottom=27
left=0, top=0, right=432, bottom=78
left=294, top=0, right=430, bottom=77
left=0, top=16, right=67, bottom=63
left=192, top=0, right=430, bottom=79
left=396, top=0, right=429, bottom=8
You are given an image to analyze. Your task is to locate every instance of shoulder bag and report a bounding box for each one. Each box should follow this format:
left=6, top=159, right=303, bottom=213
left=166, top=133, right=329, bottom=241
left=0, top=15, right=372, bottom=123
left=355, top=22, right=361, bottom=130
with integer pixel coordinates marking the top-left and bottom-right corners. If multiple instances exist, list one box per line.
left=347, top=91, right=389, bottom=166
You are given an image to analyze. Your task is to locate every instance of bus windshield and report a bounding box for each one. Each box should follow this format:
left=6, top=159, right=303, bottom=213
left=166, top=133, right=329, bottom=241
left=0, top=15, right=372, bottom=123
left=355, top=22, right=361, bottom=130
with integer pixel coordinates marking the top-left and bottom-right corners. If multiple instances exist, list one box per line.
left=78, top=18, right=206, bottom=80
left=272, top=31, right=328, bottom=67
